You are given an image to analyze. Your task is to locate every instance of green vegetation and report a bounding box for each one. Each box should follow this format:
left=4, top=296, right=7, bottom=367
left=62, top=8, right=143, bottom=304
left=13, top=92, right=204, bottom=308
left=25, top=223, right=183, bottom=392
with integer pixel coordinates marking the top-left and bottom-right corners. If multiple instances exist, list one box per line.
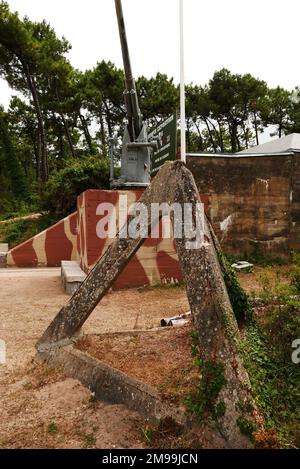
left=47, top=421, right=58, bottom=435
left=83, top=433, right=96, bottom=448
left=0, top=213, right=60, bottom=247
left=241, top=271, right=300, bottom=448
left=184, top=332, right=227, bottom=422
left=184, top=360, right=227, bottom=421
left=141, top=425, right=155, bottom=446
left=236, top=416, right=257, bottom=439
left=218, top=250, right=253, bottom=323
left=1, top=1, right=300, bottom=223
left=244, top=242, right=290, bottom=267
left=141, top=419, right=183, bottom=449
left=183, top=264, right=300, bottom=447
left=40, top=156, right=110, bottom=215
left=290, top=252, right=300, bottom=292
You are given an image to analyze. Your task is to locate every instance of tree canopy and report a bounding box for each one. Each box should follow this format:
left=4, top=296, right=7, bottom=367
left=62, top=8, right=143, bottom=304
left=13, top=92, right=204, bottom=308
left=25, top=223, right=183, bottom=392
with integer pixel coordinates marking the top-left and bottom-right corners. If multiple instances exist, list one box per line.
left=1, top=0, right=300, bottom=216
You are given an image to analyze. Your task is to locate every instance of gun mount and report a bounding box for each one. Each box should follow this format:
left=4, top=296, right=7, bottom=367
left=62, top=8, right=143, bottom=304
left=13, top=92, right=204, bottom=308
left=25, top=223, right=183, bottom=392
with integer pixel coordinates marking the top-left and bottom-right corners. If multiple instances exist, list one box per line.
left=111, top=0, right=156, bottom=188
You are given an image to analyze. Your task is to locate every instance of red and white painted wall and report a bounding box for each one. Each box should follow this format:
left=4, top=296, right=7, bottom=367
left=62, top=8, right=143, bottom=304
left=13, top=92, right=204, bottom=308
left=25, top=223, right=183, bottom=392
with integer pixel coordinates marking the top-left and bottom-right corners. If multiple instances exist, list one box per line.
left=7, top=212, right=78, bottom=268
left=7, top=189, right=186, bottom=289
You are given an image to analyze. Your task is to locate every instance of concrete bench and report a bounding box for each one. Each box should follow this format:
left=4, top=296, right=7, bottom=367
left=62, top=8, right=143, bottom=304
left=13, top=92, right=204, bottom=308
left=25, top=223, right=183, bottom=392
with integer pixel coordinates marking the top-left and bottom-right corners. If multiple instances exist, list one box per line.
left=61, top=261, right=86, bottom=295
left=0, top=244, right=8, bottom=268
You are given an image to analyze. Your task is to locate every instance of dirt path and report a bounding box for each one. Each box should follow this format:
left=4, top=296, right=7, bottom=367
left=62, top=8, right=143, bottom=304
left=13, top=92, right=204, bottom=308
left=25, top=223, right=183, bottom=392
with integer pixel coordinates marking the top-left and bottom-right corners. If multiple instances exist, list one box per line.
left=0, top=268, right=189, bottom=449
left=0, top=213, right=42, bottom=225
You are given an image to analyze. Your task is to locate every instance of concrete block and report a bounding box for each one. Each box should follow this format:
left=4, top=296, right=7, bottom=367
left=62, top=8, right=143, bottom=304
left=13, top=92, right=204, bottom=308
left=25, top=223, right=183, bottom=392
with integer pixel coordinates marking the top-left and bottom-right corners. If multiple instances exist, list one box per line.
left=37, top=345, right=186, bottom=426
left=61, top=260, right=86, bottom=295
left=0, top=243, right=8, bottom=253
left=231, top=261, right=254, bottom=272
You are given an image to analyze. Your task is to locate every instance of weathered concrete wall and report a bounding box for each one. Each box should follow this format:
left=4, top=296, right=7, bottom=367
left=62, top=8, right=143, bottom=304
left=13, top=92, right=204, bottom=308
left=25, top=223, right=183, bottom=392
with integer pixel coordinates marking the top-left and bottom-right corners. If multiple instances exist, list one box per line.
left=187, top=153, right=300, bottom=258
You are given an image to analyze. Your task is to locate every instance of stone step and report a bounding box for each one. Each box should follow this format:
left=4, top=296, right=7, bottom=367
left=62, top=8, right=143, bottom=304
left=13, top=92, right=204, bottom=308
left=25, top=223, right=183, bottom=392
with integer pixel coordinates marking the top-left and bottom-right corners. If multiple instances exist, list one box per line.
left=0, top=243, right=8, bottom=253
left=61, top=261, right=86, bottom=295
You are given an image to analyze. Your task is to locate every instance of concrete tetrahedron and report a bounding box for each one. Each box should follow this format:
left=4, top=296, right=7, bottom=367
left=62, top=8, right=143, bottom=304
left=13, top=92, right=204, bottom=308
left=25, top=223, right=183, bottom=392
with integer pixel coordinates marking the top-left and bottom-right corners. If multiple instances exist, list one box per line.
left=37, top=161, right=257, bottom=448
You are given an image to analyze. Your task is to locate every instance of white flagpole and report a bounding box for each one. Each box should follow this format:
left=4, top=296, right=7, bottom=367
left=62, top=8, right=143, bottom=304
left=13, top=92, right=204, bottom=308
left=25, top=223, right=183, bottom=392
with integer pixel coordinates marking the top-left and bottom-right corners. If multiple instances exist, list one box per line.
left=179, top=0, right=186, bottom=163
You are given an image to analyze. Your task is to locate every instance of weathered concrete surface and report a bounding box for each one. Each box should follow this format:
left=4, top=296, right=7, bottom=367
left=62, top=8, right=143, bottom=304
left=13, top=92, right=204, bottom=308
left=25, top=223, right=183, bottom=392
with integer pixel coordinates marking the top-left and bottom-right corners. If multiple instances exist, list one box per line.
left=187, top=153, right=300, bottom=258
left=61, top=260, right=86, bottom=295
left=37, top=161, right=257, bottom=448
left=37, top=345, right=186, bottom=426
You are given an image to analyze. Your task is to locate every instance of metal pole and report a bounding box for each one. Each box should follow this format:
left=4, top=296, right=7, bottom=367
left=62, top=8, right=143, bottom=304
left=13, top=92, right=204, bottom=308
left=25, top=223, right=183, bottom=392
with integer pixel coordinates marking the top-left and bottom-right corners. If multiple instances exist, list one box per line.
left=179, top=0, right=186, bottom=163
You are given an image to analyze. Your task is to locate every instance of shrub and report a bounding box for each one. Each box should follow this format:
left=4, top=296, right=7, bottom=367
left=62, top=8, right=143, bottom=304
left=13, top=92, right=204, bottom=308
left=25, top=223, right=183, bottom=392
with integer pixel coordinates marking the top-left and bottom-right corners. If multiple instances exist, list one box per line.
left=40, top=155, right=110, bottom=215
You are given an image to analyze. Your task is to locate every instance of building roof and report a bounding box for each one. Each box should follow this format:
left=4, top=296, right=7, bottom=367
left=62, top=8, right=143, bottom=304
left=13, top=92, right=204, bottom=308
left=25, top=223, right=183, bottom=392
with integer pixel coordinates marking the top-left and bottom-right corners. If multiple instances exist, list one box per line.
left=239, top=133, right=300, bottom=155
left=187, top=151, right=293, bottom=159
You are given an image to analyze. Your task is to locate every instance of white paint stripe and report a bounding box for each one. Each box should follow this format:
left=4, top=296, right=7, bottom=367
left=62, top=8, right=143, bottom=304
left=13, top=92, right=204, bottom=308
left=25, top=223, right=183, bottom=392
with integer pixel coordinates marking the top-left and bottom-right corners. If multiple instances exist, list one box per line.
left=32, top=230, right=47, bottom=265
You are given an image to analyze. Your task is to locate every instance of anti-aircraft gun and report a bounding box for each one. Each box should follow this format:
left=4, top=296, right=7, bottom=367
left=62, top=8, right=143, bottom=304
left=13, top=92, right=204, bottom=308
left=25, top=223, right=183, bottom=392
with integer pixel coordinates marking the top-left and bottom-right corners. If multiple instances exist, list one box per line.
left=111, top=0, right=157, bottom=188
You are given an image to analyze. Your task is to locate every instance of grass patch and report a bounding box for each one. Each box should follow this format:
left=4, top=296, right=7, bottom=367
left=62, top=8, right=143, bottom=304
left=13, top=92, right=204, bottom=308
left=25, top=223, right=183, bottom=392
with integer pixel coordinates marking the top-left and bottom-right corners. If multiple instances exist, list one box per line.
left=47, top=421, right=58, bottom=435
left=141, top=419, right=183, bottom=448
left=83, top=433, right=96, bottom=448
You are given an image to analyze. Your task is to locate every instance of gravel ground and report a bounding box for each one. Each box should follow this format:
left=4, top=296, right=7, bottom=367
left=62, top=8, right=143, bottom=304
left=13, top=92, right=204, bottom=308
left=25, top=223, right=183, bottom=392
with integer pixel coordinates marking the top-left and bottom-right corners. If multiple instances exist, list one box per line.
left=0, top=268, right=189, bottom=449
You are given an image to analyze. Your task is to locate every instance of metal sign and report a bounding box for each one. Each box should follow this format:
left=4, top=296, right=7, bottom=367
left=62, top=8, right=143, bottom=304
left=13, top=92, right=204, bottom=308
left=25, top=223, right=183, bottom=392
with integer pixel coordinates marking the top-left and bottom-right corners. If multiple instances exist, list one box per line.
left=149, top=114, right=177, bottom=176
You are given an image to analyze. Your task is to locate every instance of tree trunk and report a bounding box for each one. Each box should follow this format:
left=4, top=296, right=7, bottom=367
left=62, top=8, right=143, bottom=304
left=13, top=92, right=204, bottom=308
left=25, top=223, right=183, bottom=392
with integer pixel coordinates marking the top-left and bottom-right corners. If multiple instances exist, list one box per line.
left=30, top=129, right=41, bottom=182
left=204, top=118, right=217, bottom=152
left=186, top=117, right=191, bottom=151
left=22, top=62, right=48, bottom=181
left=53, top=88, right=76, bottom=159
left=217, top=119, right=224, bottom=152
left=99, top=112, right=106, bottom=147
left=253, top=112, right=259, bottom=146
left=79, top=113, right=94, bottom=154
left=59, top=111, right=76, bottom=159
left=241, top=122, right=249, bottom=149
left=278, top=115, right=283, bottom=138
left=194, top=120, right=204, bottom=151
left=208, top=118, right=222, bottom=152
left=103, top=101, right=113, bottom=138
left=228, top=119, right=238, bottom=153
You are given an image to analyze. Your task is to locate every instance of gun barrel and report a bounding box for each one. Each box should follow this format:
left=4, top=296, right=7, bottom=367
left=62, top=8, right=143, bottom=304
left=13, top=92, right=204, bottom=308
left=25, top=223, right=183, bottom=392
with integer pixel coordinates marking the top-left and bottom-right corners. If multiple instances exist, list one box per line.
left=115, top=0, right=134, bottom=93
left=115, top=0, right=143, bottom=141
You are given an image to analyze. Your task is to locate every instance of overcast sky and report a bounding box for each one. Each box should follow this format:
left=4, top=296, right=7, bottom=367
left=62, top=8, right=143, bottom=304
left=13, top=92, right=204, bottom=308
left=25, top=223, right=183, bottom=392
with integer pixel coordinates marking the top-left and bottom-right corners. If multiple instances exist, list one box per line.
left=1, top=0, right=300, bottom=110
